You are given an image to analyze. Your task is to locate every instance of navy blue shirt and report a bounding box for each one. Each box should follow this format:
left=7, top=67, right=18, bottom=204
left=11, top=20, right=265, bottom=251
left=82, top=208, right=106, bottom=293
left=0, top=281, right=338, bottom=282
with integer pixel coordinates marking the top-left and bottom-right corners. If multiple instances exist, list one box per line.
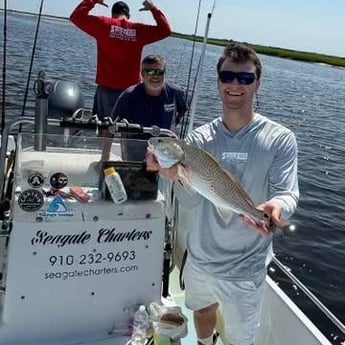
left=110, top=82, right=188, bottom=129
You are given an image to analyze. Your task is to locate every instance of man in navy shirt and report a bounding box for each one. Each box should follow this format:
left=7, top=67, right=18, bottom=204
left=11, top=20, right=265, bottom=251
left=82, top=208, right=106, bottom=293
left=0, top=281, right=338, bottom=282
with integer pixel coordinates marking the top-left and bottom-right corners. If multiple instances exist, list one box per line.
left=110, top=54, right=188, bottom=130
left=110, top=54, right=188, bottom=160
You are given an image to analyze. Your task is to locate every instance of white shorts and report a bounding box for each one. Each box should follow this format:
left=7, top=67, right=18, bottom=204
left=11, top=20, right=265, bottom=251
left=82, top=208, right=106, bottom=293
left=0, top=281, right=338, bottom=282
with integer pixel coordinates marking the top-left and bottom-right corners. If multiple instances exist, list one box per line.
left=183, top=257, right=265, bottom=345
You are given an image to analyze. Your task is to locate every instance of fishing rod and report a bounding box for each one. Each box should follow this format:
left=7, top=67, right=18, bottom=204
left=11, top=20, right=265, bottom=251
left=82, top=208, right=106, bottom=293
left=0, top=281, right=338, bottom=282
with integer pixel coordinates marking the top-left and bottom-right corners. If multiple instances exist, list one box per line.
left=178, top=0, right=203, bottom=138
left=180, top=0, right=217, bottom=138
left=186, top=4, right=215, bottom=135
left=19, top=0, right=45, bottom=131
left=1, top=0, right=8, bottom=134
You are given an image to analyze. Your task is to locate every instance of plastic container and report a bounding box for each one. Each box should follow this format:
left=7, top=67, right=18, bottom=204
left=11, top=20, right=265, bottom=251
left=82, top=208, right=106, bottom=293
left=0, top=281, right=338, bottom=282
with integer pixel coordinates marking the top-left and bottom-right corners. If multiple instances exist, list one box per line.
left=131, top=305, right=149, bottom=345
left=153, top=333, right=171, bottom=345
left=103, top=167, right=127, bottom=204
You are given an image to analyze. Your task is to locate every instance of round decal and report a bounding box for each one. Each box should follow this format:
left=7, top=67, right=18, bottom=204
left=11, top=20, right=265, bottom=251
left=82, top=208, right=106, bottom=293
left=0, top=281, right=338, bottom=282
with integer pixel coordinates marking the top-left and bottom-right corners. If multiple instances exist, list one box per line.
left=18, top=189, right=44, bottom=212
left=50, top=172, right=68, bottom=189
left=28, top=172, right=45, bottom=188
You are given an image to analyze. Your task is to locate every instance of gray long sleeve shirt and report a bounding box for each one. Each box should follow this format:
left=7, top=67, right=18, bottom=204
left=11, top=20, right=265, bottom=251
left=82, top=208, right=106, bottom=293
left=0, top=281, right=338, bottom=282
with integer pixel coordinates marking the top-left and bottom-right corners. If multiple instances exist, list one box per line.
left=175, top=113, right=299, bottom=282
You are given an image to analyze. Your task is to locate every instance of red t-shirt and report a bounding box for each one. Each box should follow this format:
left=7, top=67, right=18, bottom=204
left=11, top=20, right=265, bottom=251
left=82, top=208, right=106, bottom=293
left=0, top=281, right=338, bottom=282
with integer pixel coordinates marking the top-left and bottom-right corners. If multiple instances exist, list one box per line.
left=70, top=0, right=172, bottom=90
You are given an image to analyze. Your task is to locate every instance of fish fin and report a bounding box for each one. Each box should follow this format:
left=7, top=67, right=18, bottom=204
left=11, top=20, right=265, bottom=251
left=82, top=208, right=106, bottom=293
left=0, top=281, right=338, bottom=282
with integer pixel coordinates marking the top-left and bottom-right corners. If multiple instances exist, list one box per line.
left=216, top=207, right=233, bottom=224
left=176, top=165, right=195, bottom=195
left=266, top=214, right=297, bottom=235
left=267, top=221, right=277, bottom=234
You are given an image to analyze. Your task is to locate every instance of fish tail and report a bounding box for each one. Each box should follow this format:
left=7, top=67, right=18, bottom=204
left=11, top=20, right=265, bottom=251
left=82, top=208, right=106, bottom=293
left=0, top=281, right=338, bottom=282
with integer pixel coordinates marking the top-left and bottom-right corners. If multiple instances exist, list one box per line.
left=267, top=219, right=276, bottom=233
left=271, top=218, right=297, bottom=235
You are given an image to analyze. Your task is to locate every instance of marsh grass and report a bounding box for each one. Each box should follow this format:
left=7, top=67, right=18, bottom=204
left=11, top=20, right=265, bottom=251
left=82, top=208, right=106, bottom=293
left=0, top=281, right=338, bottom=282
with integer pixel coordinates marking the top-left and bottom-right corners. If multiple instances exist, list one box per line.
left=173, top=33, right=345, bottom=68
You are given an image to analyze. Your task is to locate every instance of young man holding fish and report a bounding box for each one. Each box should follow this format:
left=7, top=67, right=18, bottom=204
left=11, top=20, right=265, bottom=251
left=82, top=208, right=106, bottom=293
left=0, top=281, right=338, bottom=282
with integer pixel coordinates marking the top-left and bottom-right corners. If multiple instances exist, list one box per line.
left=147, top=43, right=299, bottom=345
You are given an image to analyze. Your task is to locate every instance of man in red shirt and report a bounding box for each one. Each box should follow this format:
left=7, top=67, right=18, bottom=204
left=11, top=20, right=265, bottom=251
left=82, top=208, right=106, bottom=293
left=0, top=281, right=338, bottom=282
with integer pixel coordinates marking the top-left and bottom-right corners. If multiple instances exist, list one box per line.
left=70, top=0, right=172, bottom=137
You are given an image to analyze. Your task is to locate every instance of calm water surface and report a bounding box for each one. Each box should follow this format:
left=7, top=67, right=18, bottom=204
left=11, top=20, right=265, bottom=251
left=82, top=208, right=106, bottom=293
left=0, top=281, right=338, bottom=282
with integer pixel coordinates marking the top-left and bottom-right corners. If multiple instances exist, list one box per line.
left=1, top=13, right=345, bottom=341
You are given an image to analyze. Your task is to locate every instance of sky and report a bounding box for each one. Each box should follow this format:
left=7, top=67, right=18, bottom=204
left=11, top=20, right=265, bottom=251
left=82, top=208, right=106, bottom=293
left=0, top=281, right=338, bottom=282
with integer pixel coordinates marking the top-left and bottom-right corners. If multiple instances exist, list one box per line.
left=4, top=0, right=345, bottom=57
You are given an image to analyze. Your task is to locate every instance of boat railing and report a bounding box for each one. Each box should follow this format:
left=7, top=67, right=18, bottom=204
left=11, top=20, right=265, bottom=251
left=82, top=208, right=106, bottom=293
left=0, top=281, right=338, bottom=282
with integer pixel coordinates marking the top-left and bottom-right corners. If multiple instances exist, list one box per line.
left=271, top=256, right=345, bottom=335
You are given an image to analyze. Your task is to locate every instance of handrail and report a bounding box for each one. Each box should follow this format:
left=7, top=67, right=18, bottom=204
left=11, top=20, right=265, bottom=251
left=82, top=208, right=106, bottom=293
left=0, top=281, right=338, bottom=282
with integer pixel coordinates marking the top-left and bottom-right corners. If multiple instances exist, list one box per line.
left=272, top=256, right=345, bottom=334
left=0, top=117, right=62, bottom=201
left=0, top=119, right=35, bottom=201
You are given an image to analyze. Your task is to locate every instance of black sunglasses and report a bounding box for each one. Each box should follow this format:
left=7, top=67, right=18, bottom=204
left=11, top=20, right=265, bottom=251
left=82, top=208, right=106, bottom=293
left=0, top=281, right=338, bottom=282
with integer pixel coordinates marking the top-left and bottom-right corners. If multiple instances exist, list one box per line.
left=218, top=71, right=256, bottom=85
left=143, top=68, right=165, bottom=76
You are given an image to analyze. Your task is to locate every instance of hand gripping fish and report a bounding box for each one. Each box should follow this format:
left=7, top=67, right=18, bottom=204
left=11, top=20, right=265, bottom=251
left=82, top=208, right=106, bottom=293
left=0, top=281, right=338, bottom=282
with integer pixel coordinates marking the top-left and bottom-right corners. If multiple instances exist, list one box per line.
left=148, top=137, right=293, bottom=233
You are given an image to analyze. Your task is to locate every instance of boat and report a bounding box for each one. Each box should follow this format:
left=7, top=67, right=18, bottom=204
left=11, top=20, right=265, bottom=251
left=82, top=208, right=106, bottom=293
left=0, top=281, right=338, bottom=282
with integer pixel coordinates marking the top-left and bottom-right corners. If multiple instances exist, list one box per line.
left=0, top=70, right=343, bottom=345
left=0, top=4, right=344, bottom=345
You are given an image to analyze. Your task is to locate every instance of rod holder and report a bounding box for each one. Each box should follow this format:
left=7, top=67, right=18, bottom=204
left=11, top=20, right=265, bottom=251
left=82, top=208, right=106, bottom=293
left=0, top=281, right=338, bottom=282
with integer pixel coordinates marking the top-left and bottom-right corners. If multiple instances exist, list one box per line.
left=34, top=98, right=48, bottom=151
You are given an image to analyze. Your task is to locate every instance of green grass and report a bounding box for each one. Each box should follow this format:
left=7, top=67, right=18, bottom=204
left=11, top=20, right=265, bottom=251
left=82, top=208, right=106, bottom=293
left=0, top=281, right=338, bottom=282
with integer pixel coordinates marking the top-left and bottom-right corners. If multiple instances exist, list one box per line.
left=172, top=33, right=345, bottom=68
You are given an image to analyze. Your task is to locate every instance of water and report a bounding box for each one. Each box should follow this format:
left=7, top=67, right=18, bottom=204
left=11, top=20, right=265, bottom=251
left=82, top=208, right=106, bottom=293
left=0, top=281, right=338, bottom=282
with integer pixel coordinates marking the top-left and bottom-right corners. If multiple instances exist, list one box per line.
left=1, top=12, right=345, bottom=339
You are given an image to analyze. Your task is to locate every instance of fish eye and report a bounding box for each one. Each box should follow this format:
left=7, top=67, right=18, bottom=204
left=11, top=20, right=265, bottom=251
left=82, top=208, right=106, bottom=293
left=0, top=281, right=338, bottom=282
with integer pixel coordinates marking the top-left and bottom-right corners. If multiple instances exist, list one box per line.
left=263, top=213, right=270, bottom=220
left=157, top=138, right=163, bottom=143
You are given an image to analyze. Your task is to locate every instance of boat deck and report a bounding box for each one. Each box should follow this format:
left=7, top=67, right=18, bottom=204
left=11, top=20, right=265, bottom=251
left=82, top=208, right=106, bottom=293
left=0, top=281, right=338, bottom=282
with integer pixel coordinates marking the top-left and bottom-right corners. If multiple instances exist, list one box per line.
left=169, top=267, right=225, bottom=345
left=169, top=267, right=196, bottom=345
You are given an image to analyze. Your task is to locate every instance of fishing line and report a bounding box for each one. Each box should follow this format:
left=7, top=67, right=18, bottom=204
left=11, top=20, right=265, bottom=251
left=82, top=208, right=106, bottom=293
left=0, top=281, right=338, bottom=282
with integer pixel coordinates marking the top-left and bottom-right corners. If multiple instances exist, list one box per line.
left=183, top=54, right=202, bottom=135
left=19, top=0, right=45, bottom=132
left=178, top=0, right=203, bottom=138
left=1, top=0, right=8, bottom=134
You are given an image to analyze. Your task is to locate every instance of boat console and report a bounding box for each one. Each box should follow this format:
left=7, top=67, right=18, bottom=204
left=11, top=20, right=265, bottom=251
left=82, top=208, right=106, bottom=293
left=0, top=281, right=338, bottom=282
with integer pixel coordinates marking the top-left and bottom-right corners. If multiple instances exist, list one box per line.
left=0, top=81, right=179, bottom=344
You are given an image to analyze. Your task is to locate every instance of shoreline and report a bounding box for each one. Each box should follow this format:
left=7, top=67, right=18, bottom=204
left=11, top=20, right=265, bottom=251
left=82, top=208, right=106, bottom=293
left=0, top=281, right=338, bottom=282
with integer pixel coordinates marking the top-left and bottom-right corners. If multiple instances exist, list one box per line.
left=2, top=8, right=345, bottom=67
left=0, top=8, right=69, bottom=22
left=172, top=33, right=345, bottom=68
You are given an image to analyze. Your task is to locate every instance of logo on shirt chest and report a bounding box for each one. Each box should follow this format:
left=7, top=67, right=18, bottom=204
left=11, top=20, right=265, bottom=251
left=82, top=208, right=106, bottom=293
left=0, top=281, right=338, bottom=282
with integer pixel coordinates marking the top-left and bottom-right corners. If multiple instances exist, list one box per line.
left=221, top=152, right=248, bottom=162
left=164, top=103, right=175, bottom=113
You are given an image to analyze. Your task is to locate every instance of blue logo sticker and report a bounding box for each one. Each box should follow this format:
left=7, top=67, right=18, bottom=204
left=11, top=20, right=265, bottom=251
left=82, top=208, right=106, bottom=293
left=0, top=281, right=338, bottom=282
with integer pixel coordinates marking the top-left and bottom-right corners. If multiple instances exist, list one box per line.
left=47, top=195, right=68, bottom=212
left=38, top=195, right=76, bottom=221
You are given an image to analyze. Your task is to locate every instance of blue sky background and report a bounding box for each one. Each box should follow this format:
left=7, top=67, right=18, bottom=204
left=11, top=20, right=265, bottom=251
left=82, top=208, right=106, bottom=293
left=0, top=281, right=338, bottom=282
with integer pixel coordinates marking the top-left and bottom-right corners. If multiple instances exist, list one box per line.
left=4, top=0, right=345, bottom=57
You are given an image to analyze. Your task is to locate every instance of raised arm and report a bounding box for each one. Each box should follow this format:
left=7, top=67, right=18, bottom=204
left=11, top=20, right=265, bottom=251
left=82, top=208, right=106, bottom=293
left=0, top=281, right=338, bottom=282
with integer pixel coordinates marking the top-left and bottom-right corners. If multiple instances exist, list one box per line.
left=137, top=0, right=172, bottom=44
left=70, top=0, right=107, bottom=38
